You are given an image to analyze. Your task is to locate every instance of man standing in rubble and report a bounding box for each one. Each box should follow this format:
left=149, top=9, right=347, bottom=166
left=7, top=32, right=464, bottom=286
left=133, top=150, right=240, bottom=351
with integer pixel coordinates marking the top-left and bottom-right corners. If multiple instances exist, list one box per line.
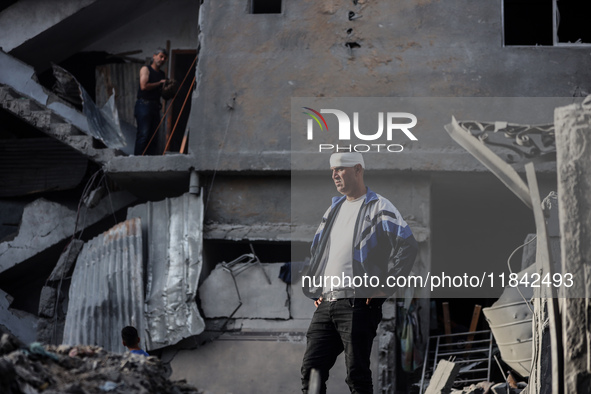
left=301, top=152, right=418, bottom=394
left=134, top=48, right=168, bottom=156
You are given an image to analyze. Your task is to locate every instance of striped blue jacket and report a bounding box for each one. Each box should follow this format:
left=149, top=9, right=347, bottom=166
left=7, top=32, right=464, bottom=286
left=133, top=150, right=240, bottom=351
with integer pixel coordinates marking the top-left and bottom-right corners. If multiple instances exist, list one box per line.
left=303, top=187, right=418, bottom=299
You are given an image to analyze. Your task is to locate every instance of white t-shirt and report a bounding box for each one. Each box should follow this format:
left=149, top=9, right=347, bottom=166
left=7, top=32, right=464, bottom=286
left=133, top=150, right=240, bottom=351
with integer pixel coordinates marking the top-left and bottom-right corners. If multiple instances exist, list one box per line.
left=323, top=195, right=365, bottom=292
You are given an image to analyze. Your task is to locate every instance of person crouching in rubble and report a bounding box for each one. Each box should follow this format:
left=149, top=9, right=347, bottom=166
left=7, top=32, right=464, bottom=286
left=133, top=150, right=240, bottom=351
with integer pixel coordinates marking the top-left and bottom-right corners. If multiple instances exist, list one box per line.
left=121, top=326, right=149, bottom=356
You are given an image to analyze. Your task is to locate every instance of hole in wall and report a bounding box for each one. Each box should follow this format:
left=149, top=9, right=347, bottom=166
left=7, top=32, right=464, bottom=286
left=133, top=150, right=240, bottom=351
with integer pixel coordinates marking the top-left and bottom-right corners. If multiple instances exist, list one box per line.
left=250, top=0, right=282, bottom=14
left=201, top=240, right=292, bottom=283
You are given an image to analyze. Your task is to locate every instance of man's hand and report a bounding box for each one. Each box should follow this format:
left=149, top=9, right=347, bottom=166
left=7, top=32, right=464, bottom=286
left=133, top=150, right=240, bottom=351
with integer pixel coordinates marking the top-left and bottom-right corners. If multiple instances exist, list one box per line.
left=314, top=297, right=323, bottom=308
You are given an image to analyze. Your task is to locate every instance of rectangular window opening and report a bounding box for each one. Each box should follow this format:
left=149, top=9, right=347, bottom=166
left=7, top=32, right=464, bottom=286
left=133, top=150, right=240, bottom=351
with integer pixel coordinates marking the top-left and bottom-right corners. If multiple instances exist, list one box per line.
left=557, top=1, right=591, bottom=44
left=503, top=0, right=591, bottom=46
left=503, top=0, right=553, bottom=46
left=250, top=0, right=282, bottom=14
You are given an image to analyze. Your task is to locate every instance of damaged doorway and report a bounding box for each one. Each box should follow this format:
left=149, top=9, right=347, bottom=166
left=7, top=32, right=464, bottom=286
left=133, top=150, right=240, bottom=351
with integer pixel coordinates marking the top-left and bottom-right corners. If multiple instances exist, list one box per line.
left=165, top=50, right=197, bottom=154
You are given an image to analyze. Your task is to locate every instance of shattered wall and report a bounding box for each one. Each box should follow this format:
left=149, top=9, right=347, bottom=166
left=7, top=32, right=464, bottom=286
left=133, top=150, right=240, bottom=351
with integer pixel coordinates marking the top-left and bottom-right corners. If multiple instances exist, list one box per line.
left=555, top=99, right=591, bottom=393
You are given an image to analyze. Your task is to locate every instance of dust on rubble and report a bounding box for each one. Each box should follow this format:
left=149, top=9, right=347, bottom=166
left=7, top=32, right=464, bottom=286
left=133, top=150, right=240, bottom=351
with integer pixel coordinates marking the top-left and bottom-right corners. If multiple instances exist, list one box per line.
left=0, top=333, right=203, bottom=394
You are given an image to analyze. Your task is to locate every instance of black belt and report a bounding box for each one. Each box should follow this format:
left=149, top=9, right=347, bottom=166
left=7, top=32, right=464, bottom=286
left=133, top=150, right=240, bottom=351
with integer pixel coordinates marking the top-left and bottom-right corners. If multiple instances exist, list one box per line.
left=322, top=289, right=355, bottom=302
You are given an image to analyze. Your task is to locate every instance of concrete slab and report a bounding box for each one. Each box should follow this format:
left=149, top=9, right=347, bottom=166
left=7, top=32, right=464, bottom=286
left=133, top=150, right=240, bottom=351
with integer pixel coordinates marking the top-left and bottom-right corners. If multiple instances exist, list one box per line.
left=0, top=289, right=37, bottom=345
left=0, top=192, right=136, bottom=274
left=0, top=51, right=89, bottom=133
left=199, top=263, right=289, bottom=319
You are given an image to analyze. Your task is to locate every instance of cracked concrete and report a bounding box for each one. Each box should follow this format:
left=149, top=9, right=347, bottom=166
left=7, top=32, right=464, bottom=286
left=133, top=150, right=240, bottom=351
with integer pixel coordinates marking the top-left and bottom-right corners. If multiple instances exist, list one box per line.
left=0, top=192, right=136, bottom=274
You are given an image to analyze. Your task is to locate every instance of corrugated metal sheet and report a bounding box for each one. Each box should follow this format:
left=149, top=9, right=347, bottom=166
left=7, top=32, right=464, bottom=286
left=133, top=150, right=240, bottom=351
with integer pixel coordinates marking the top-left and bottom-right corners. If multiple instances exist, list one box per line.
left=96, top=63, right=143, bottom=126
left=63, top=218, right=145, bottom=352
left=0, top=138, right=87, bottom=197
left=127, top=192, right=205, bottom=350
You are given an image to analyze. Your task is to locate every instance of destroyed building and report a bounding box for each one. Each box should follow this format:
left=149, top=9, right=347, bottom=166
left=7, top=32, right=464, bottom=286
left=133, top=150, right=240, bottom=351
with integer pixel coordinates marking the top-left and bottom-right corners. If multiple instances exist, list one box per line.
left=1, top=1, right=591, bottom=393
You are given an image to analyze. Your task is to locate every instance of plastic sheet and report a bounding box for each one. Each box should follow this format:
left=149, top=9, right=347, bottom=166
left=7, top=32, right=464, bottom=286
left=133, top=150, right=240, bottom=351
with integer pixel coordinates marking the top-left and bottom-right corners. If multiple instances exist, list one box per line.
left=52, top=64, right=127, bottom=149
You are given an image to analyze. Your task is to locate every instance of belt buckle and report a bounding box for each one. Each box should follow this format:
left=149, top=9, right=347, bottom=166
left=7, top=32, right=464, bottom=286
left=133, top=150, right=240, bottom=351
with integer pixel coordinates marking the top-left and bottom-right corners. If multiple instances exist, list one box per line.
left=324, top=291, right=337, bottom=302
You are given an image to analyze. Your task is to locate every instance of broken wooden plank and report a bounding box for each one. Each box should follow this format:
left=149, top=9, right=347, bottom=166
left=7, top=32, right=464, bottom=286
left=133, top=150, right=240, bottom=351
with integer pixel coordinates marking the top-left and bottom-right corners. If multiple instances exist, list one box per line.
left=466, top=304, right=482, bottom=349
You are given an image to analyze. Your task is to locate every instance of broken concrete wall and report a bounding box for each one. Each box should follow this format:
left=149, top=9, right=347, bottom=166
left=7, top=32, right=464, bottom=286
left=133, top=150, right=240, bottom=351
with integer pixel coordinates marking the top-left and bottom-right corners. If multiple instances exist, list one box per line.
left=555, top=98, right=591, bottom=393
left=0, top=51, right=90, bottom=134
left=203, top=174, right=290, bottom=230
left=189, top=0, right=591, bottom=170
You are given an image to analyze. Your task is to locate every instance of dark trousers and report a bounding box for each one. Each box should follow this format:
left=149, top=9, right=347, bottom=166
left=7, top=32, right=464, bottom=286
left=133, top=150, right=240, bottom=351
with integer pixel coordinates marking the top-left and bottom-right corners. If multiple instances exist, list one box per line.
left=134, top=99, right=162, bottom=155
left=301, top=298, right=382, bottom=394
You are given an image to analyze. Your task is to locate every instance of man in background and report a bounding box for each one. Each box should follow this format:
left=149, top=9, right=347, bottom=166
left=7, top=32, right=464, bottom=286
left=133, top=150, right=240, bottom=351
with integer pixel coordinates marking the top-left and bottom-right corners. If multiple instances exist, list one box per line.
left=134, top=48, right=168, bottom=155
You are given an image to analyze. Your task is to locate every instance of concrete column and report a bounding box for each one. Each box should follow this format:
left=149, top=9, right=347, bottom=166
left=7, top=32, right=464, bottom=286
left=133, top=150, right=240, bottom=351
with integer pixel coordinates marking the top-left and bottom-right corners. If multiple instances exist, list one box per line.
left=555, top=98, right=591, bottom=393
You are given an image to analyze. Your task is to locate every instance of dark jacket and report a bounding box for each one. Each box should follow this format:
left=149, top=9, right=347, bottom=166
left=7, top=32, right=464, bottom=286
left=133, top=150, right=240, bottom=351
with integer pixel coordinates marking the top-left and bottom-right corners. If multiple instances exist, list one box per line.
left=302, top=187, right=418, bottom=299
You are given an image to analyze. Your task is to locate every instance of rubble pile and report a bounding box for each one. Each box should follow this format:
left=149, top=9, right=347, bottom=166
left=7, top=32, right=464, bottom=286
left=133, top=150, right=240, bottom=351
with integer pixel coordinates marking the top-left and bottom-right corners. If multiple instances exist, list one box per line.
left=0, top=334, right=202, bottom=394
left=450, top=380, right=527, bottom=394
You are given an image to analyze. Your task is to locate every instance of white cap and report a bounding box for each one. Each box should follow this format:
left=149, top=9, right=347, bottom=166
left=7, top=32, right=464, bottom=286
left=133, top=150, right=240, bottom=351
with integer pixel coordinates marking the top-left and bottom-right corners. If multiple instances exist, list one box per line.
left=329, top=152, right=365, bottom=168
